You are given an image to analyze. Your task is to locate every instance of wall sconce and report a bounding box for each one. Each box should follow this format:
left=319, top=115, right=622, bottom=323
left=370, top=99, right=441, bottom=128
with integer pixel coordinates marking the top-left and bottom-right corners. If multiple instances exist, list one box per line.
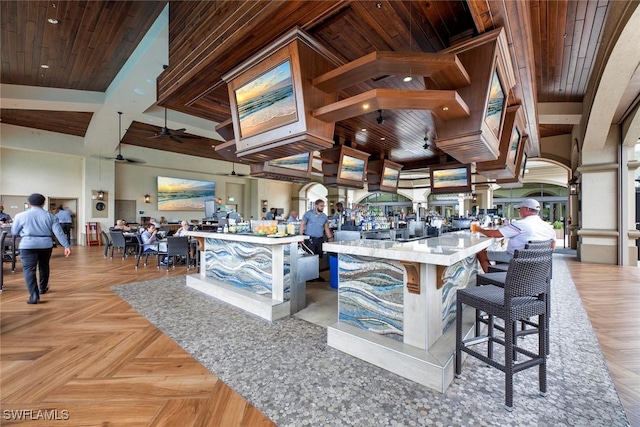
left=569, top=179, right=580, bottom=196
left=262, top=200, right=268, bottom=207
left=97, top=190, right=105, bottom=200
left=472, top=193, right=478, bottom=202
left=144, top=194, right=151, bottom=203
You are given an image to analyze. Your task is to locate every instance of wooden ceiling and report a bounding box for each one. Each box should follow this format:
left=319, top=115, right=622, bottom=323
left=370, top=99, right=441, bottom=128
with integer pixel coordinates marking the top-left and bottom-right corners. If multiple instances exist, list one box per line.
left=1, top=0, right=611, bottom=171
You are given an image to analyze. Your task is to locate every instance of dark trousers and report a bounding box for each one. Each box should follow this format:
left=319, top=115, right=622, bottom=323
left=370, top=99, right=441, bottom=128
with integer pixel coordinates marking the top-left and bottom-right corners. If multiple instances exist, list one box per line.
left=308, top=236, right=325, bottom=258
left=20, top=248, right=53, bottom=299
left=61, top=223, right=72, bottom=243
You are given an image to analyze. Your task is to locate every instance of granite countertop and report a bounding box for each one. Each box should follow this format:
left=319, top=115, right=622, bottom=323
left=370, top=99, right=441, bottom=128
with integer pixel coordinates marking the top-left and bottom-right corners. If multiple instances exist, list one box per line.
left=187, top=230, right=307, bottom=245
left=323, top=230, right=493, bottom=266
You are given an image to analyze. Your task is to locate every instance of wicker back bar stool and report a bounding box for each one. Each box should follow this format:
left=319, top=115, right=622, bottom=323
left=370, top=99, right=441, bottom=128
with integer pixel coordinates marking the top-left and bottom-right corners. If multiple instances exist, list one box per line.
left=456, top=255, right=551, bottom=410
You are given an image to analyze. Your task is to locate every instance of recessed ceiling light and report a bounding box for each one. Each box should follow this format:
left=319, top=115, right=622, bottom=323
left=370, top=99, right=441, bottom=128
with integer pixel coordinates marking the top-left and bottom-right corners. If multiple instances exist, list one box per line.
left=47, top=18, right=58, bottom=24
left=381, top=137, right=386, bottom=141
left=442, top=106, right=449, bottom=111
left=403, top=76, right=413, bottom=82
left=40, top=64, right=49, bottom=69
left=362, top=103, right=370, bottom=110
left=134, top=88, right=146, bottom=95
left=361, top=128, right=367, bottom=132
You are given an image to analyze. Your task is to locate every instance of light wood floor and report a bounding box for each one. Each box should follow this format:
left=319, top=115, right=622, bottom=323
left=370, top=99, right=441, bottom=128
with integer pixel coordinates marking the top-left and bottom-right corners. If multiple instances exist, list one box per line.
left=1, top=247, right=638, bottom=426
left=0, top=246, right=274, bottom=426
left=564, top=255, right=640, bottom=427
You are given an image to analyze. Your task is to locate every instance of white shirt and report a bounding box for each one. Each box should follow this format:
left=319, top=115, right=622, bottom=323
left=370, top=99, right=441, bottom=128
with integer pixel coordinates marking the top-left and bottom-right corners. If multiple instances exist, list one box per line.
left=499, top=214, right=556, bottom=254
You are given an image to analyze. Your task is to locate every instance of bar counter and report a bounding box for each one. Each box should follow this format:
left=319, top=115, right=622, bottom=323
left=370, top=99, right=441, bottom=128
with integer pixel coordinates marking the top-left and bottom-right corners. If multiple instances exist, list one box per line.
left=185, top=231, right=309, bottom=321
left=322, top=230, right=493, bottom=392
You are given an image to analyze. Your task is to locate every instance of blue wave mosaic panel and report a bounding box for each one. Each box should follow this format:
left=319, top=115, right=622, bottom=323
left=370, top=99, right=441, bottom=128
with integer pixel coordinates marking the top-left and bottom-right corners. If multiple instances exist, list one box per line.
left=338, top=254, right=404, bottom=342
left=204, top=238, right=292, bottom=299
left=441, top=255, right=477, bottom=333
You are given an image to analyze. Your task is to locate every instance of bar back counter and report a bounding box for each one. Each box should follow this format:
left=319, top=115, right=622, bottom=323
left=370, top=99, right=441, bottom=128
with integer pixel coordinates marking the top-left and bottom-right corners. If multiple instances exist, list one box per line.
left=187, top=230, right=492, bottom=393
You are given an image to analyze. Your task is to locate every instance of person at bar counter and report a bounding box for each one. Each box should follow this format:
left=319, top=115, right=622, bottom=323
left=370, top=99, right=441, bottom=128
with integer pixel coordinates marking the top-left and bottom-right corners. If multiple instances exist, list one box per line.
left=265, top=208, right=276, bottom=221
left=11, top=193, right=71, bottom=304
left=475, top=198, right=556, bottom=273
left=300, top=199, right=334, bottom=260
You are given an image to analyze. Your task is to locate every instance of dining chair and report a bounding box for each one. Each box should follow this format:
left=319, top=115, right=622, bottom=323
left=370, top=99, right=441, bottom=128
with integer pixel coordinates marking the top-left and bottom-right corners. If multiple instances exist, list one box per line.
left=109, top=230, right=136, bottom=259
left=456, top=255, right=551, bottom=410
left=134, top=233, right=160, bottom=268
left=101, top=230, right=112, bottom=258
left=0, top=231, right=7, bottom=291
left=164, top=236, right=190, bottom=271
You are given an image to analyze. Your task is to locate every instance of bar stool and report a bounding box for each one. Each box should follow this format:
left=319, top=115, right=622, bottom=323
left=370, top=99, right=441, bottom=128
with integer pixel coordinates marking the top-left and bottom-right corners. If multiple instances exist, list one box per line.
left=488, top=240, right=553, bottom=273
left=478, top=246, right=553, bottom=355
left=456, top=255, right=551, bottom=410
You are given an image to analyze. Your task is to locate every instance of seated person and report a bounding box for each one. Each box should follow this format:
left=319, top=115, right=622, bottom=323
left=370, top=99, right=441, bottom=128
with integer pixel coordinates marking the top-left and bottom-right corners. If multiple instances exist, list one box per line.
left=286, top=211, right=299, bottom=223
left=113, top=219, right=131, bottom=232
left=0, top=205, right=12, bottom=223
left=174, top=220, right=191, bottom=236
left=475, top=198, right=556, bottom=273
left=141, top=223, right=168, bottom=265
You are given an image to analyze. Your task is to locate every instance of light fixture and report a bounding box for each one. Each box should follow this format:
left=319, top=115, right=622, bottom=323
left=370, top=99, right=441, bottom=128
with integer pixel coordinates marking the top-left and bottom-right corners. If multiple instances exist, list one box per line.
left=47, top=18, right=58, bottom=24
left=144, top=194, right=151, bottom=203
left=569, top=178, right=580, bottom=196
left=40, top=64, right=49, bottom=69
left=228, top=196, right=235, bottom=202
left=262, top=200, right=268, bottom=207
left=97, top=190, right=105, bottom=200
left=403, top=1, right=413, bottom=82
left=377, top=109, right=384, bottom=124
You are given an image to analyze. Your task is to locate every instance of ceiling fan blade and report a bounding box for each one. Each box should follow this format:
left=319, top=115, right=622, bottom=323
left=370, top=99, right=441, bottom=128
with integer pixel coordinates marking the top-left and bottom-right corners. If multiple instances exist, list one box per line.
left=169, top=135, right=184, bottom=143
left=173, top=128, right=187, bottom=133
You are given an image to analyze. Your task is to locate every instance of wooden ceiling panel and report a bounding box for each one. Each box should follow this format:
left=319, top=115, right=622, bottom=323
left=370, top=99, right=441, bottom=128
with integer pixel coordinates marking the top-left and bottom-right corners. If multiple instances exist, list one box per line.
left=1, top=0, right=612, bottom=171
left=1, top=109, right=92, bottom=137
left=0, top=0, right=166, bottom=91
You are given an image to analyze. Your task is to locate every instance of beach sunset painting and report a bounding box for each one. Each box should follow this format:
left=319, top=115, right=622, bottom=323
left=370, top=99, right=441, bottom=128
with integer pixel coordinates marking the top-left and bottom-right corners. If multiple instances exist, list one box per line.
left=381, top=166, right=400, bottom=189
left=484, top=70, right=506, bottom=139
left=339, top=155, right=366, bottom=181
left=157, top=176, right=215, bottom=211
left=432, top=167, right=469, bottom=189
left=269, top=153, right=310, bottom=171
left=508, top=126, right=521, bottom=166
left=235, top=60, right=297, bottom=138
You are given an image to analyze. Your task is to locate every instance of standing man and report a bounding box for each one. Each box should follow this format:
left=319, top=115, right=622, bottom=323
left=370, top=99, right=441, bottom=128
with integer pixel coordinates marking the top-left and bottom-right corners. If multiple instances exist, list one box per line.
left=475, top=198, right=556, bottom=273
left=300, top=199, right=334, bottom=257
left=55, top=207, right=73, bottom=243
left=11, top=193, right=71, bottom=304
left=265, top=208, right=276, bottom=220
left=334, top=202, right=345, bottom=230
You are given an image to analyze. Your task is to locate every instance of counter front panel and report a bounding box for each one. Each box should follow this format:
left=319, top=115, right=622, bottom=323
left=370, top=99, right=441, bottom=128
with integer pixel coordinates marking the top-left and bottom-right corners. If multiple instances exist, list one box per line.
left=203, top=236, right=292, bottom=300
left=338, top=254, right=404, bottom=341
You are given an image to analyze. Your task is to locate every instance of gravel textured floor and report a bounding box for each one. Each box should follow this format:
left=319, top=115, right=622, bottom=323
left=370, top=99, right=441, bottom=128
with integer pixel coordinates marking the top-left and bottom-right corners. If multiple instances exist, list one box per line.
left=112, top=255, right=629, bottom=426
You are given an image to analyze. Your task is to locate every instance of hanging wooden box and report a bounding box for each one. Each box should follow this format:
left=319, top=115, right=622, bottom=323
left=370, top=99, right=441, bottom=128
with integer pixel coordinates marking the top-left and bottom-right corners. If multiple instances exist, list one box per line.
left=476, top=104, right=527, bottom=179
left=433, top=28, right=517, bottom=164
left=367, top=159, right=402, bottom=193
left=222, top=28, right=340, bottom=162
left=321, top=146, right=370, bottom=189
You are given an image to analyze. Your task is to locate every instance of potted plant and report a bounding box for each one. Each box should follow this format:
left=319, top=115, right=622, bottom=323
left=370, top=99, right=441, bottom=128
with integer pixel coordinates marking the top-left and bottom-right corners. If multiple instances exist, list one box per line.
left=552, top=220, right=564, bottom=239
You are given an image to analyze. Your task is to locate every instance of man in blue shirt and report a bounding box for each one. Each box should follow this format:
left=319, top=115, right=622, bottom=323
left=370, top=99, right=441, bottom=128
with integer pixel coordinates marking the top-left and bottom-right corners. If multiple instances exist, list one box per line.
left=55, top=207, right=73, bottom=243
left=11, top=193, right=71, bottom=304
left=0, top=205, right=11, bottom=223
left=300, top=199, right=333, bottom=257
left=265, top=208, right=276, bottom=220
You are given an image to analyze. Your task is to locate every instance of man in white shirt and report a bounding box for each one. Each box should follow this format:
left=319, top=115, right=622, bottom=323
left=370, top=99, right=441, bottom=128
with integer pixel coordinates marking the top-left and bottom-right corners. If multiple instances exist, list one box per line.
left=475, top=198, right=556, bottom=273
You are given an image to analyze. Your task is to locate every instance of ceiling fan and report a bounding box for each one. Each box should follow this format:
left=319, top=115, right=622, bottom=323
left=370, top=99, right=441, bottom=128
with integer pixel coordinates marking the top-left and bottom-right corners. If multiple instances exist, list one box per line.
left=93, top=112, right=145, bottom=164
left=214, top=163, right=249, bottom=177
left=132, top=107, right=200, bottom=143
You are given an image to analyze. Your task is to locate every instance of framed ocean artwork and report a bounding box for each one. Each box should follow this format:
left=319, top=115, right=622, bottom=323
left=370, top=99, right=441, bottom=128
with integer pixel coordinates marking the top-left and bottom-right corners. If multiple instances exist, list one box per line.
left=157, top=176, right=215, bottom=211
